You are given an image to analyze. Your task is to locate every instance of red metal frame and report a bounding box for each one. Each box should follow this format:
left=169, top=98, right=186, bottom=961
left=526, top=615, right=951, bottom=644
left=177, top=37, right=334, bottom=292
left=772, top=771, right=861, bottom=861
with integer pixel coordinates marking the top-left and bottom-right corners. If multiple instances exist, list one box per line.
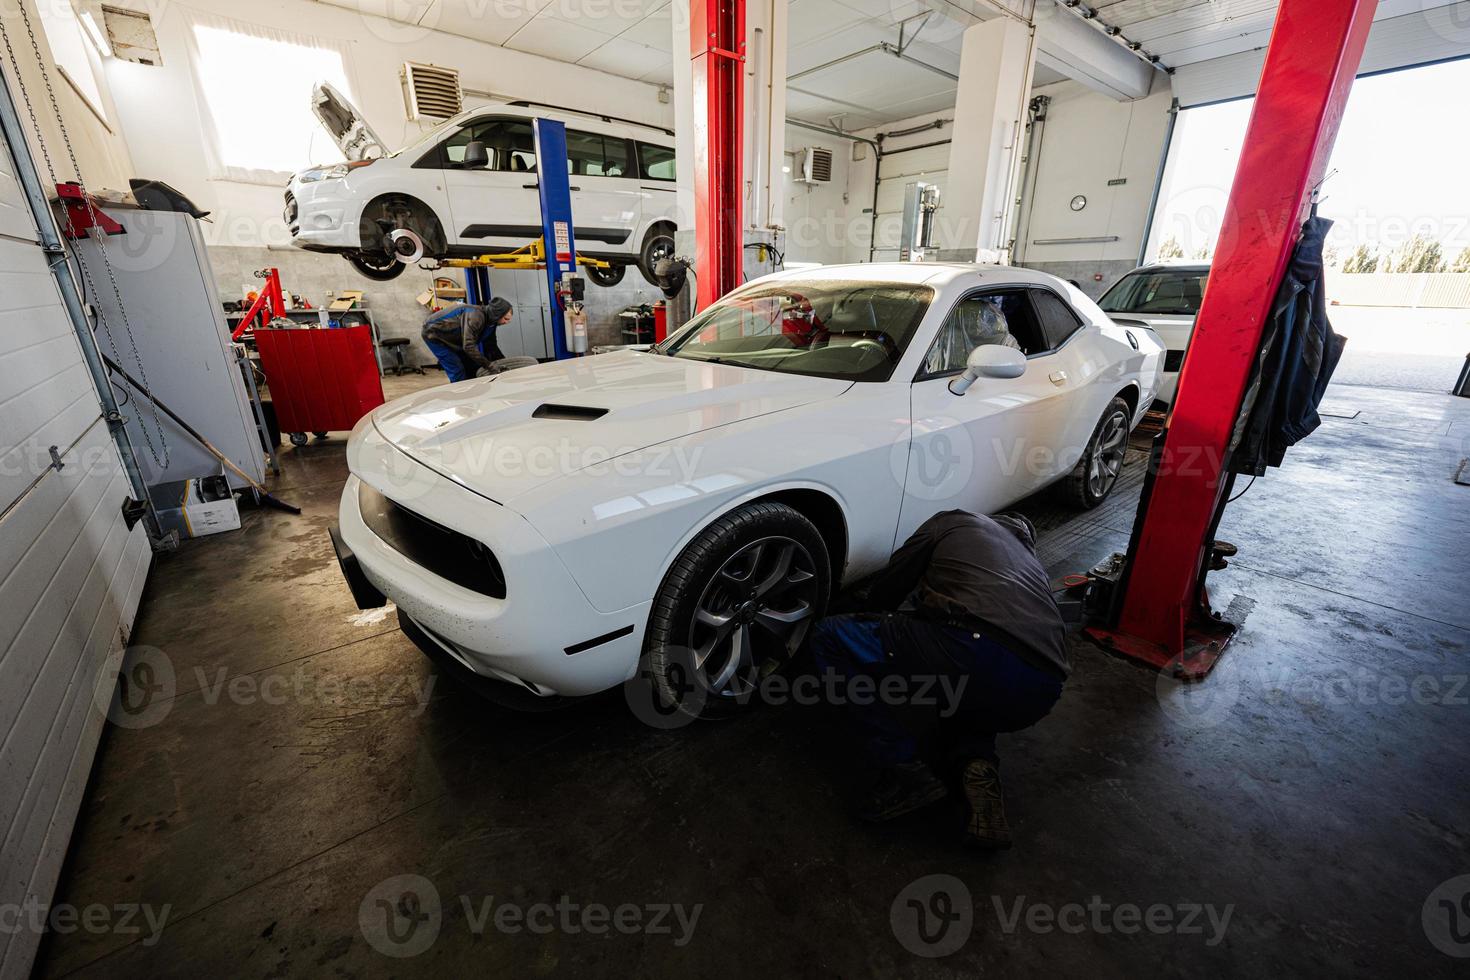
left=231, top=268, right=289, bottom=341
left=55, top=183, right=123, bottom=239
left=690, top=0, right=745, bottom=308
left=1088, top=0, right=1378, bottom=677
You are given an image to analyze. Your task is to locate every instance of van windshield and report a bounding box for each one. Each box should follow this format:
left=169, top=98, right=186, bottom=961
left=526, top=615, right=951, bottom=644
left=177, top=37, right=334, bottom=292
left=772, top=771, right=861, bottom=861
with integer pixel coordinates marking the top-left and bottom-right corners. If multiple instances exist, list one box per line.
left=388, top=118, right=459, bottom=159
left=659, top=280, right=934, bottom=382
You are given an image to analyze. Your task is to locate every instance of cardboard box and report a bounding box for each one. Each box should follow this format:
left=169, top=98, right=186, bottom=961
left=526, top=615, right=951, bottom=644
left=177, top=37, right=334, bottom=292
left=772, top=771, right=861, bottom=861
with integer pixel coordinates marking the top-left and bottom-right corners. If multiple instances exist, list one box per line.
left=150, top=474, right=241, bottom=538
left=328, top=290, right=364, bottom=312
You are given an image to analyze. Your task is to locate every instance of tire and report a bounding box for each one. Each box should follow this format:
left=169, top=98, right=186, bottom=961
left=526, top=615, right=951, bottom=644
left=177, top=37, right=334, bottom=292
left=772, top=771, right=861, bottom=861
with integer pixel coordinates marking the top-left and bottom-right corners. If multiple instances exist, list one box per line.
left=637, top=225, right=676, bottom=286
left=585, top=263, right=626, bottom=287
left=642, top=502, right=829, bottom=720
left=1065, top=396, right=1131, bottom=509
left=288, top=432, right=307, bottom=447
left=346, top=251, right=406, bottom=281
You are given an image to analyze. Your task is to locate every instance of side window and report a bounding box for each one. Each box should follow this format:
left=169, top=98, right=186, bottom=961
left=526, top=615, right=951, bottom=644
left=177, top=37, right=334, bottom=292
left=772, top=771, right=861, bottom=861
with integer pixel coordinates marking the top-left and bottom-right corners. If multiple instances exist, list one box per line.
left=565, top=129, right=604, bottom=176
left=484, top=119, right=537, bottom=173
left=1030, top=289, right=1083, bottom=348
left=923, top=290, right=1029, bottom=376
left=638, top=141, right=676, bottom=181
left=440, top=120, right=492, bottom=167
left=602, top=137, right=630, bottom=177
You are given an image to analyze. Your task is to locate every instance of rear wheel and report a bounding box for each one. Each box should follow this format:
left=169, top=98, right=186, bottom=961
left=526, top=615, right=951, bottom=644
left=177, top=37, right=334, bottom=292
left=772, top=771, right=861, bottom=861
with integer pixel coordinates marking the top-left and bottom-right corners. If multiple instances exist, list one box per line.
left=1065, top=396, right=1131, bottom=509
left=637, top=225, right=676, bottom=287
left=642, top=502, right=829, bottom=720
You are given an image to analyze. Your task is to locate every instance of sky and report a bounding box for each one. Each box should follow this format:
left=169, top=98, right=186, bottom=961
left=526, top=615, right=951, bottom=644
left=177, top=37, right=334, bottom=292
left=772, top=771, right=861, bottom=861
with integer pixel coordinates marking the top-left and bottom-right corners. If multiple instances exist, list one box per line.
left=1149, top=56, right=1470, bottom=263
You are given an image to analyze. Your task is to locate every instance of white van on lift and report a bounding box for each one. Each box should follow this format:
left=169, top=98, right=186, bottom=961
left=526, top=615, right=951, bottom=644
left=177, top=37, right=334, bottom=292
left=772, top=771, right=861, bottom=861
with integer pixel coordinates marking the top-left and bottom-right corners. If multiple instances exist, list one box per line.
left=287, top=84, right=679, bottom=287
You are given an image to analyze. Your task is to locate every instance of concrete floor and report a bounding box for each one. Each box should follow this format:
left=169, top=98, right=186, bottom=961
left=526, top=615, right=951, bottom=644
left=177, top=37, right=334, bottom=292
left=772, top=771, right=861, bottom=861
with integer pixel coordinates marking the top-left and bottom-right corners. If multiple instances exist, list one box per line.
left=34, top=374, right=1470, bottom=977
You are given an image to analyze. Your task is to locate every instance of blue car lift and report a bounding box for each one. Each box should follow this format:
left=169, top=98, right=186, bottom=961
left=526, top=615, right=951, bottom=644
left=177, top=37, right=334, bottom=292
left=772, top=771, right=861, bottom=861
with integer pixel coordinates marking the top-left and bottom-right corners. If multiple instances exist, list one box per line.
left=453, top=118, right=587, bottom=360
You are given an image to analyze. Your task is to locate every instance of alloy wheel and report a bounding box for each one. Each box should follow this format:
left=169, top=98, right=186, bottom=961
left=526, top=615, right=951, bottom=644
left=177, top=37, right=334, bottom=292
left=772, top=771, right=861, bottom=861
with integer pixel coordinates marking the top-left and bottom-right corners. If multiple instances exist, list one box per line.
left=687, top=536, right=819, bottom=698
left=1087, top=411, right=1129, bottom=500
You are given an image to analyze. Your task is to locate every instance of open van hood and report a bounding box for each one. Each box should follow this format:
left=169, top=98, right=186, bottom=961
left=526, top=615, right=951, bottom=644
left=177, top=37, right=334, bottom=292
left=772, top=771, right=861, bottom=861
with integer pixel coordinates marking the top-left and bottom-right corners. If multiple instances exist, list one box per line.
left=311, top=82, right=388, bottom=161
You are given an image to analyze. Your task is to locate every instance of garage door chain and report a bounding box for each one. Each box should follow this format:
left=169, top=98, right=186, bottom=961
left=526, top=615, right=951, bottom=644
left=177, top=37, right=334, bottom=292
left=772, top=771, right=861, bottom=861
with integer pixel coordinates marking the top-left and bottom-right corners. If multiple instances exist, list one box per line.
left=0, top=10, right=170, bottom=469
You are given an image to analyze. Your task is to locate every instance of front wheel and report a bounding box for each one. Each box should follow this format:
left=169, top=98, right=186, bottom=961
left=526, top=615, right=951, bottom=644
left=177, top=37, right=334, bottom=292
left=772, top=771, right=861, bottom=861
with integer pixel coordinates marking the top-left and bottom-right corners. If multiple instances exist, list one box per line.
left=1065, top=396, right=1131, bottom=509
left=637, top=226, right=676, bottom=287
left=642, top=502, right=829, bottom=720
left=585, top=263, right=626, bottom=287
left=346, top=251, right=406, bottom=282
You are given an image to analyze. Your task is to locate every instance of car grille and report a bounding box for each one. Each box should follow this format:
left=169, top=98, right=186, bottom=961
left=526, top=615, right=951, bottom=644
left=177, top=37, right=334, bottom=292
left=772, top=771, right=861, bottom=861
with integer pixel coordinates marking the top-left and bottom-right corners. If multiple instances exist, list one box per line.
left=1164, top=349, right=1185, bottom=372
left=358, top=482, right=506, bottom=599
left=283, top=191, right=298, bottom=230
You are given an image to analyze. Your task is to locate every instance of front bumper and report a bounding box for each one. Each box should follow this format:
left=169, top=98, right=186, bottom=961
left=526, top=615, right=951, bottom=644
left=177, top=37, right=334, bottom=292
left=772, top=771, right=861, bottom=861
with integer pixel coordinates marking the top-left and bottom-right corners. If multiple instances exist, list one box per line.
left=335, top=424, right=650, bottom=698
left=285, top=181, right=358, bottom=250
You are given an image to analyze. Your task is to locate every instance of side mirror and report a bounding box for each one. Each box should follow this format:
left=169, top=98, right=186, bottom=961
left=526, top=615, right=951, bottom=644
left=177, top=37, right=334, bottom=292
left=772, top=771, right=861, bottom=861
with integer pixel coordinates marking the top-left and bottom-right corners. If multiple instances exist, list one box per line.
left=949, top=345, right=1026, bottom=395
left=461, top=140, right=489, bottom=169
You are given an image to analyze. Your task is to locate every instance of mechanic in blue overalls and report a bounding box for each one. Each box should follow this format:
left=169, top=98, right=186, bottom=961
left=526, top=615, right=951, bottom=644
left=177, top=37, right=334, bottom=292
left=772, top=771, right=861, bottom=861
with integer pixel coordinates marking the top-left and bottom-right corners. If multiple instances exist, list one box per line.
left=421, top=297, right=513, bottom=382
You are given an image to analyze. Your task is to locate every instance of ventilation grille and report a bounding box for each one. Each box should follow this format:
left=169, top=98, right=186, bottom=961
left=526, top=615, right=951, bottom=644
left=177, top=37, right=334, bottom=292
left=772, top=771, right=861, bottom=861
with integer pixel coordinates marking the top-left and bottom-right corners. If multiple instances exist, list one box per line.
left=799, top=147, right=834, bottom=183
left=401, top=62, right=462, bottom=120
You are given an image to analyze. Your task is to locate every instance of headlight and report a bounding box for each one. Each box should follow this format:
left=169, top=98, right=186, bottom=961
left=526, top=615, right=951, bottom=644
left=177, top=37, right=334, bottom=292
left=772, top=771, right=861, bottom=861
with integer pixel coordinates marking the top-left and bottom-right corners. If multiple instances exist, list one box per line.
left=297, top=160, right=374, bottom=183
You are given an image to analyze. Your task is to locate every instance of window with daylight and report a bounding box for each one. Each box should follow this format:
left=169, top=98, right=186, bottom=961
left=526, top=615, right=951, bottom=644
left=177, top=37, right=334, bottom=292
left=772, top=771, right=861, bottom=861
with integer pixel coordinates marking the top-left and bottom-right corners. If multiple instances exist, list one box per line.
left=39, top=0, right=109, bottom=125
left=186, top=14, right=355, bottom=182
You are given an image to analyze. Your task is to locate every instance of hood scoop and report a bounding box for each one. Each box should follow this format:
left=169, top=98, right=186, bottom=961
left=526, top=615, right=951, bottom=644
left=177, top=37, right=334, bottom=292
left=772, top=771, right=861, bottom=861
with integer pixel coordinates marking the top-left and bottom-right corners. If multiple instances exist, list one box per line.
left=532, top=404, right=609, bottom=421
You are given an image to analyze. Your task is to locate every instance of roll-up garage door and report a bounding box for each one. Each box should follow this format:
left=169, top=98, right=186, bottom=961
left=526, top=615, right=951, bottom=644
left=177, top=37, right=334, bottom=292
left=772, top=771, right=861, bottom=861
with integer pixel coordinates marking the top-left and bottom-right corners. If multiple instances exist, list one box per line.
left=0, top=110, right=152, bottom=978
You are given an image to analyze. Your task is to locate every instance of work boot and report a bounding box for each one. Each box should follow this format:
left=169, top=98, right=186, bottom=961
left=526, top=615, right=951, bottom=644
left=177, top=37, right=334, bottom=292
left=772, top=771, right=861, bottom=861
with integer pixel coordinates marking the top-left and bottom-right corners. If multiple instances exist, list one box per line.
left=858, top=761, right=950, bottom=823
left=962, top=758, right=1013, bottom=849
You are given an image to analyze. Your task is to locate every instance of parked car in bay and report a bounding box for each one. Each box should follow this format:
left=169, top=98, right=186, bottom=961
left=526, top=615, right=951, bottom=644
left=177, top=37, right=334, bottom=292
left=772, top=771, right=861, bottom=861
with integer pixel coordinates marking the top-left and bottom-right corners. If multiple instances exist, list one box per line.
left=330, top=264, right=1164, bottom=715
left=287, top=91, right=678, bottom=287
left=1098, top=263, right=1210, bottom=403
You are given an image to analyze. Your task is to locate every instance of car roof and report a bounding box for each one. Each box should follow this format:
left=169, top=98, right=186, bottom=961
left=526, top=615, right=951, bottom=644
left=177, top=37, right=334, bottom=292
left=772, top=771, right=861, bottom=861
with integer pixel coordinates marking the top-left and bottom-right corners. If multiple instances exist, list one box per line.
left=754, top=262, right=1073, bottom=290
left=1129, top=262, right=1211, bottom=274
left=444, top=102, right=674, bottom=143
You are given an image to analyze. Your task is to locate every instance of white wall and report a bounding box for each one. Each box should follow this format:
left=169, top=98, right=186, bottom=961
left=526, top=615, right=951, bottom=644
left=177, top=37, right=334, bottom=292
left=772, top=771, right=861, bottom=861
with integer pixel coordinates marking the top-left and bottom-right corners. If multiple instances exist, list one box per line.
left=838, top=111, right=957, bottom=263
left=1013, top=77, right=1173, bottom=295
left=781, top=125, right=851, bottom=265
left=0, top=101, right=151, bottom=980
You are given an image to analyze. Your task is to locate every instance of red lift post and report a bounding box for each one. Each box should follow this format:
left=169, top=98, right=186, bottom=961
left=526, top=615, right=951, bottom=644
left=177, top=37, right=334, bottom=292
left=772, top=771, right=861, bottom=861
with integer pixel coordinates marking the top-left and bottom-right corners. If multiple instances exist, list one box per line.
left=689, top=0, right=745, bottom=308
left=1089, top=0, right=1378, bottom=677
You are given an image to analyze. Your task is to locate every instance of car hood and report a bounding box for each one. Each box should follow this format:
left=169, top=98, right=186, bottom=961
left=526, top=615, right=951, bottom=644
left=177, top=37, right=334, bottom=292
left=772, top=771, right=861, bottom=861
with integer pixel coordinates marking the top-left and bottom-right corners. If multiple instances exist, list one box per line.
left=371, top=350, right=851, bottom=503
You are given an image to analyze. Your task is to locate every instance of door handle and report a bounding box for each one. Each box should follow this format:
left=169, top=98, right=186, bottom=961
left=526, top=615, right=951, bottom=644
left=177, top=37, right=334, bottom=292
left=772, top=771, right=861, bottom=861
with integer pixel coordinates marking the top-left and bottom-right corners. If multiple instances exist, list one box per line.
left=525, top=182, right=581, bottom=191
left=1048, top=370, right=1068, bottom=386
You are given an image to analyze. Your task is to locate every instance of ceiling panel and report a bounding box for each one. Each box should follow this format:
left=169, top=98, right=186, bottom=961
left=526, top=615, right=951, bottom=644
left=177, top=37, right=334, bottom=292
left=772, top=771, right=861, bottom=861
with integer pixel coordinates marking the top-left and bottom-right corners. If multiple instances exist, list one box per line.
left=617, top=3, right=673, bottom=48
left=503, top=15, right=611, bottom=61
left=414, top=0, right=555, bottom=47
left=579, top=36, right=670, bottom=75
left=535, top=0, right=669, bottom=38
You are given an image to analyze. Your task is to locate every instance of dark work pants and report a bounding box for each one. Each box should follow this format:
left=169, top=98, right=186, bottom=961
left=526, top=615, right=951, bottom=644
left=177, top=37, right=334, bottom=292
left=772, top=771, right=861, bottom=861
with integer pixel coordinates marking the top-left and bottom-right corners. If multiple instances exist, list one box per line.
left=808, top=613, right=1064, bottom=770
left=423, top=329, right=503, bottom=383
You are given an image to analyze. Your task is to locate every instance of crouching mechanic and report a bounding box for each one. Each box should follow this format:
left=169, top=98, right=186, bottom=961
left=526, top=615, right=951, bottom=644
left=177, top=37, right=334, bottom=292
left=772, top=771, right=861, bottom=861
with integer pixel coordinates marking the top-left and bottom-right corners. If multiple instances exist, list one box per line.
left=808, top=509, right=1068, bottom=848
left=421, top=297, right=514, bottom=382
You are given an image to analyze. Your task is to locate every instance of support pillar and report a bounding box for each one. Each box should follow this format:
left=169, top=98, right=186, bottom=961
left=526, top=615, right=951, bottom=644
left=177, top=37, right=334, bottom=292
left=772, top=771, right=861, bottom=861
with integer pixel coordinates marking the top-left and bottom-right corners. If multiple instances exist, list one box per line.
left=1089, top=0, right=1378, bottom=675
left=688, top=0, right=744, bottom=308
left=943, top=13, right=1036, bottom=263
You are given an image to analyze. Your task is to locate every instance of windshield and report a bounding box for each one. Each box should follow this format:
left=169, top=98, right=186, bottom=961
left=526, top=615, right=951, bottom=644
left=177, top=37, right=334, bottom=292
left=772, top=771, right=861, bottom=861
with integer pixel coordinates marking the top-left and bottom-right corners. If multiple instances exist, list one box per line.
left=660, top=280, right=934, bottom=382
left=1099, top=269, right=1209, bottom=316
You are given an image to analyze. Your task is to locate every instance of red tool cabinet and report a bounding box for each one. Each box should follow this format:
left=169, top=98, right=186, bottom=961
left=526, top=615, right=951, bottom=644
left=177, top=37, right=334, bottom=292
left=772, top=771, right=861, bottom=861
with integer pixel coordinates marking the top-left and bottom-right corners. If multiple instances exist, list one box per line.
left=254, top=326, right=384, bottom=443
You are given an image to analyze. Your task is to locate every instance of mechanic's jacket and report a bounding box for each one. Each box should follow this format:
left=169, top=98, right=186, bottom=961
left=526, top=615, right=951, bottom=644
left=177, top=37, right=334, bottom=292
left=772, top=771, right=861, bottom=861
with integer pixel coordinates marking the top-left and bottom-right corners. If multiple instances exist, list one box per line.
left=421, top=303, right=496, bottom=372
left=1228, top=215, right=1346, bottom=475
left=866, top=509, right=1070, bottom=680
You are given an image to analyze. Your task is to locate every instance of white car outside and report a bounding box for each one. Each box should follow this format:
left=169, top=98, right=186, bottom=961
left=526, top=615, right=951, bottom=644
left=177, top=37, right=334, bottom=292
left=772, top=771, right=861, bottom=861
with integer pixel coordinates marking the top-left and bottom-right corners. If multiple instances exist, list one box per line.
left=286, top=98, right=679, bottom=286
left=333, top=263, right=1163, bottom=712
left=1098, top=263, right=1210, bottom=403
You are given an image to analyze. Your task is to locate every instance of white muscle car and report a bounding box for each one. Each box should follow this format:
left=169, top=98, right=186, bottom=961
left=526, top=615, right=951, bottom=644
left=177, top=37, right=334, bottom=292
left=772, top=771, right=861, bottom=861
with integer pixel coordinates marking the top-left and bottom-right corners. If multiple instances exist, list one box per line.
left=330, top=264, right=1163, bottom=713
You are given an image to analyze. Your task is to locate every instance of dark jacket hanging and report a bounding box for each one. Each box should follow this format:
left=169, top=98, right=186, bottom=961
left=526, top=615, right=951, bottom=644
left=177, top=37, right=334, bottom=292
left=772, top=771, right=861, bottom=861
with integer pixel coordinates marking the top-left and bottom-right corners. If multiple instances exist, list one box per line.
left=1228, top=215, right=1347, bottom=476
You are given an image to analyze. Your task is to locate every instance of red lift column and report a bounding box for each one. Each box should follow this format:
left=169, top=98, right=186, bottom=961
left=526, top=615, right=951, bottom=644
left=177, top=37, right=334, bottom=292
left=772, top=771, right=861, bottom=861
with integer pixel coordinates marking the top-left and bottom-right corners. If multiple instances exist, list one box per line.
left=689, top=0, right=745, bottom=309
left=1089, top=0, right=1377, bottom=676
